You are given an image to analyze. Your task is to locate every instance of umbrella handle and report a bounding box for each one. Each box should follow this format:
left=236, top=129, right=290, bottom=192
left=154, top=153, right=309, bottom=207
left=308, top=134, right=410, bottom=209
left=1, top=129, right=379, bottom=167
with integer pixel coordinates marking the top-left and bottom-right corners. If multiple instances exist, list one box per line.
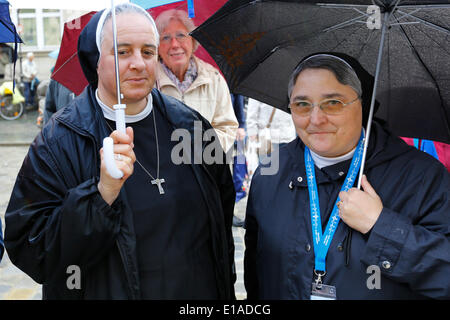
left=103, top=137, right=124, bottom=180
left=103, top=103, right=127, bottom=179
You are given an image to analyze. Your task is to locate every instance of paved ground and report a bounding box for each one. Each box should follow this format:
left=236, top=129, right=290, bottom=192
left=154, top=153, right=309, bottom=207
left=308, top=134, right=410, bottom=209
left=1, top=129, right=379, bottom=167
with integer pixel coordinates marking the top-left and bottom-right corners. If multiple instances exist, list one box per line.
left=0, top=110, right=248, bottom=300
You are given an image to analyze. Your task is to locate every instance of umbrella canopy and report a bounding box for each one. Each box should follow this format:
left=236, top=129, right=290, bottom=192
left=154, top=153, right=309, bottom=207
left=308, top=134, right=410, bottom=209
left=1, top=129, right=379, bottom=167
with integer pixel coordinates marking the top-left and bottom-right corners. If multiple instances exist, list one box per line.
left=51, top=12, right=95, bottom=95
left=0, top=0, right=22, bottom=43
left=51, top=1, right=228, bottom=96
left=192, top=0, right=450, bottom=144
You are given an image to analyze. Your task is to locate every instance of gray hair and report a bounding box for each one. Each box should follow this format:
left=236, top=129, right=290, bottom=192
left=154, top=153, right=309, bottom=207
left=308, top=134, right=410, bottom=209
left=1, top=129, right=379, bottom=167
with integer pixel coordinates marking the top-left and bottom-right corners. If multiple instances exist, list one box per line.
left=96, top=3, right=159, bottom=53
left=287, top=54, right=362, bottom=100
left=155, top=9, right=198, bottom=52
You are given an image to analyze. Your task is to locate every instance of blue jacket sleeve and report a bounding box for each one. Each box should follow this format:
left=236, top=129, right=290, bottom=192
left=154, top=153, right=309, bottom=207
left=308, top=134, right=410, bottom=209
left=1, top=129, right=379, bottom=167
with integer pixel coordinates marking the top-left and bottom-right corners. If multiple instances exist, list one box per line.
left=361, top=163, right=450, bottom=299
left=231, top=94, right=246, bottom=129
left=43, top=79, right=57, bottom=125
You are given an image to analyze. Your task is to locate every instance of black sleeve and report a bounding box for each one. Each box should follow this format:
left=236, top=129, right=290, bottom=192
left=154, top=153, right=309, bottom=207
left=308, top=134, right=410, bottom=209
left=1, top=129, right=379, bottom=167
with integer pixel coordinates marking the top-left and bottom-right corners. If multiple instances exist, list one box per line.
left=5, top=128, right=122, bottom=284
left=44, top=80, right=57, bottom=124
left=244, top=168, right=260, bottom=300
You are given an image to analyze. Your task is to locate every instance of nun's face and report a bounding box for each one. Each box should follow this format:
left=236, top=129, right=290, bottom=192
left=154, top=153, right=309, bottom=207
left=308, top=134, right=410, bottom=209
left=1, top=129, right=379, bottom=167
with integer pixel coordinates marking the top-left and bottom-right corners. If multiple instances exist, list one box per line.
left=290, top=68, right=362, bottom=157
left=97, top=13, right=158, bottom=113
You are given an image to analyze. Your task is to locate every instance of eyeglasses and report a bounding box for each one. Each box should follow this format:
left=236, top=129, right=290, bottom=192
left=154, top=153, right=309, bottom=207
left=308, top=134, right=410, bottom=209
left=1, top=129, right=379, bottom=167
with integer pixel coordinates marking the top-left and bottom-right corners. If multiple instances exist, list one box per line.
left=160, top=32, right=190, bottom=44
left=288, top=96, right=360, bottom=116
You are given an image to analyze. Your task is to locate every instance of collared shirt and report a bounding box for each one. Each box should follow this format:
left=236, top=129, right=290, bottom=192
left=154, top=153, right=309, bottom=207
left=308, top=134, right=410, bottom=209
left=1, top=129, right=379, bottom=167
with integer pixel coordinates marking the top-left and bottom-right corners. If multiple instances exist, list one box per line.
left=95, top=89, right=153, bottom=123
left=161, top=58, right=198, bottom=93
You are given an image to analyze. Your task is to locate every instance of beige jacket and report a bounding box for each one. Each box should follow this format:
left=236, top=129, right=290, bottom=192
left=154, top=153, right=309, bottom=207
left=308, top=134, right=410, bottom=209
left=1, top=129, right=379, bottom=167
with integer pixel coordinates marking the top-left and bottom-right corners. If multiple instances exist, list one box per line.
left=157, top=57, right=238, bottom=152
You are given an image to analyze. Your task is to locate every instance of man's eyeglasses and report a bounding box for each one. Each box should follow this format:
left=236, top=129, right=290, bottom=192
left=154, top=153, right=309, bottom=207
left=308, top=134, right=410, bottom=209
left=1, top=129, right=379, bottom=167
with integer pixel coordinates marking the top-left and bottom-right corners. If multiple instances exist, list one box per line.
left=160, top=32, right=190, bottom=44
left=289, top=96, right=360, bottom=116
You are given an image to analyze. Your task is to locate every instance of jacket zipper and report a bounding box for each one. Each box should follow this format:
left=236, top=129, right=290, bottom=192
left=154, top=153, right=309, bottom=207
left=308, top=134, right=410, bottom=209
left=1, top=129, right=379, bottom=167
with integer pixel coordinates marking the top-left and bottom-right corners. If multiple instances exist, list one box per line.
left=115, top=239, right=138, bottom=299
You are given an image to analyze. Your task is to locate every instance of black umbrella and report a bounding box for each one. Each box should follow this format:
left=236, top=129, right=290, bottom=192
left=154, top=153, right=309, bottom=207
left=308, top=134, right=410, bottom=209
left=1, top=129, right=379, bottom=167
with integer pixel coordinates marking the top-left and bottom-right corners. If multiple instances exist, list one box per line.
left=191, top=0, right=450, bottom=149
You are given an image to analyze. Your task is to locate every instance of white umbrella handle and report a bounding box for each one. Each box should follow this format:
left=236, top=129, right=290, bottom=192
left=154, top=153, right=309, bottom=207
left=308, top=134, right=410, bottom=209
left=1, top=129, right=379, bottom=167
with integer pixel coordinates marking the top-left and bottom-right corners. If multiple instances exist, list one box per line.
left=103, top=0, right=127, bottom=179
left=103, top=137, right=124, bottom=179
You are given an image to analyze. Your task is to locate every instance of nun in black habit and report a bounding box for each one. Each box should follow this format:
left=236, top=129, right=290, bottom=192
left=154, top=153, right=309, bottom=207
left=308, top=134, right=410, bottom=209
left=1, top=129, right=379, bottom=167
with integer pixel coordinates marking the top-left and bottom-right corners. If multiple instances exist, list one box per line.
left=244, top=52, right=450, bottom=300
left=5, top=3, right=236, bottom=299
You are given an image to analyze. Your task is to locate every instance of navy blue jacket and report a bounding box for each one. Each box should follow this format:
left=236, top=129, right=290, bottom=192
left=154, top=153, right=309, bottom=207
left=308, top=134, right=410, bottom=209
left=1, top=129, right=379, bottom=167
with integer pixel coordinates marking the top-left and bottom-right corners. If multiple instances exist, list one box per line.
left=245, top=122, right=450, bottom=299
left=231, top=94, right=246, bottom=129
left=5, top=86, right=236, bottom=299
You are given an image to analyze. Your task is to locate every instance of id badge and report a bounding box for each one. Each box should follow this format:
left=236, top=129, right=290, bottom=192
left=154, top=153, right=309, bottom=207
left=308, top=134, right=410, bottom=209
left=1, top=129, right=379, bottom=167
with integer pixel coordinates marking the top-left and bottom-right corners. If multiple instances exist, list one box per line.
left=310, top=282, right=337, bottom=300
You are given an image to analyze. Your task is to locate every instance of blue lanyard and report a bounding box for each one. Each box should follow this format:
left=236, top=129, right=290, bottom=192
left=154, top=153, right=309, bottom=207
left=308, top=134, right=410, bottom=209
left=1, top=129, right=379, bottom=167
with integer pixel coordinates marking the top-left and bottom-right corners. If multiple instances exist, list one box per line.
left=304, top=131, right=365, bottom=273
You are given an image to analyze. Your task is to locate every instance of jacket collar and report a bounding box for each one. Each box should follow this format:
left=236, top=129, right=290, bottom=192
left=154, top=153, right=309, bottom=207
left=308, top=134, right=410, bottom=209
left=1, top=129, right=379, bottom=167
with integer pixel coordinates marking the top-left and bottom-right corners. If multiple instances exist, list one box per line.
left=285, top=121, right=411, bottom=188
left=55, top=86, right=109, bottom=148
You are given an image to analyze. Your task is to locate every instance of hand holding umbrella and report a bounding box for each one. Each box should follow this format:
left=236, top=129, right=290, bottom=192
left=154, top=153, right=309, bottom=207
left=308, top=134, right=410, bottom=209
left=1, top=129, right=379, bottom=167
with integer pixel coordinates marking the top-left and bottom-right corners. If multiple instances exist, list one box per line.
left=338, top=175, right=383, bottom=234
left=99, top=127, right=136, bottom=204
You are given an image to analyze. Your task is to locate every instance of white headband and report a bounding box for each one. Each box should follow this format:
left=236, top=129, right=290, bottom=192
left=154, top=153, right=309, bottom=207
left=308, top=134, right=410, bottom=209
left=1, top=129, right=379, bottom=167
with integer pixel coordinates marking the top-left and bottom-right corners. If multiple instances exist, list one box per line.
left=95, top=3, right=159, bottom=53
left=300, top=53, right=355, bottom=72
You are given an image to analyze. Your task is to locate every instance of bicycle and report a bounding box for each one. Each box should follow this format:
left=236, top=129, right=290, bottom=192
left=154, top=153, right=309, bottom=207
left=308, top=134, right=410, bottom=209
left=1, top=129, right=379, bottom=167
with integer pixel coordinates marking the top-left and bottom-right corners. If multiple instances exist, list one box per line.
left=0, top=80, right=25, bottom=120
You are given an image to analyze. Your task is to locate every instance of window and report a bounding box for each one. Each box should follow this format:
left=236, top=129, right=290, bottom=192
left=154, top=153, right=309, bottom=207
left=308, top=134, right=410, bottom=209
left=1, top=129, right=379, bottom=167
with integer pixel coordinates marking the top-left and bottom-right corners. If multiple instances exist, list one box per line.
left=21, top=16, right=37, bottom=46
left=12, top=8, right=63, bottom=51
left=43, top=16, right=61, bottom=46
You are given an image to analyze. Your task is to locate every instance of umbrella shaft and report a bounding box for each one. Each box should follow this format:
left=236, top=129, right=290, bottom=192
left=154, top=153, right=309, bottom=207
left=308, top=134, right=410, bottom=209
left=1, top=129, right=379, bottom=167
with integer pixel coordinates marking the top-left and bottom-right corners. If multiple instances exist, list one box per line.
left=111, top=0, right=121, bottom=105
left=357, top=11, right=390, bottom=189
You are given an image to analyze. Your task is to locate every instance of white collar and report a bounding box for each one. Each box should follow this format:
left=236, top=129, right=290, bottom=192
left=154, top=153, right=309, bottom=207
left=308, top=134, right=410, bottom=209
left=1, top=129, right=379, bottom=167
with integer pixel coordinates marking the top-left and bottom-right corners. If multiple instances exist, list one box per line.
left=95, top=89, right=153, bottom=123
left=310, top=147, right=356, bottom=169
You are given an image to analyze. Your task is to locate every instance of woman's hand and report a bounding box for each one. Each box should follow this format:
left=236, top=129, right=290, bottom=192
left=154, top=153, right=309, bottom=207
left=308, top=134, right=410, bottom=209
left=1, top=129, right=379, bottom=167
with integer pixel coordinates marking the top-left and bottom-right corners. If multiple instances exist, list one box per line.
left=338, top=175, right=383, bottom=234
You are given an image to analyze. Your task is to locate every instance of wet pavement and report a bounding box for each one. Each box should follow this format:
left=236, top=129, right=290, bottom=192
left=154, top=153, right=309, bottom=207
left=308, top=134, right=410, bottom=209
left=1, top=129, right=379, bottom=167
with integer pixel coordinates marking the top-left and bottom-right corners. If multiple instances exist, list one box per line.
left=0, top=110, right=247, bottom=300
left=0, top=109, right=41, bottom=146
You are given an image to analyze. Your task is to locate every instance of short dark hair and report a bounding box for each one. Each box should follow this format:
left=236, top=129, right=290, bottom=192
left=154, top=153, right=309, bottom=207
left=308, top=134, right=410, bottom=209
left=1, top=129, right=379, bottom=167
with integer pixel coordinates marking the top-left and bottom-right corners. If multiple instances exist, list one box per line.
left=288, top=54, right=362, bottom=100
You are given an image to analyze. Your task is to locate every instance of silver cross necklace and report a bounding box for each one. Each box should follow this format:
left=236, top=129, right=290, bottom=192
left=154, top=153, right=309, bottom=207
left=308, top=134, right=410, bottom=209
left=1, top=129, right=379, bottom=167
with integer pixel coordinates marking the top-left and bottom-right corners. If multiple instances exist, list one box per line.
left=105, top=108, right=165, bottom=194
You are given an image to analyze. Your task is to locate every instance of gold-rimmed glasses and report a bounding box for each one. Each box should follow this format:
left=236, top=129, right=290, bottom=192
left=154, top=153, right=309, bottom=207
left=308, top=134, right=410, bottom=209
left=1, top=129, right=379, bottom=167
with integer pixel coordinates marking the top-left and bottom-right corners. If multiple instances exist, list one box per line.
left=289, top=96, right=360, bottom=116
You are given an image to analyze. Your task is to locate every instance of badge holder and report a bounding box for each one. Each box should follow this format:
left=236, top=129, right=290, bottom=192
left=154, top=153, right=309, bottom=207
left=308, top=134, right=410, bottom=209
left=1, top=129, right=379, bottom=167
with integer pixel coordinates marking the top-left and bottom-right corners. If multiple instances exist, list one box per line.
left=311, top=270, right=337, bottom=300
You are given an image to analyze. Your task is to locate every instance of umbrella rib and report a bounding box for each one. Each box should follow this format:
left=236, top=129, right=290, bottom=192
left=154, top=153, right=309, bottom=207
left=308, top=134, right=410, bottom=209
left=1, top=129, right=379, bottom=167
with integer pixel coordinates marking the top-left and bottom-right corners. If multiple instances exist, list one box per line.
left=394, top=14, right=450, bottom=134
left=328, top=21, right=372, bottom=58
left=399, top=4, right=450, bottom=9
left=396, top=10, right=450, bottom=36
left=51, top=52, right=78, bottom=78
left=323, top=14, right=368, bottom=33
left=391, top=8, right=421, bottom=23
left=320, top=5, right=374, bottom=33
left=397, top=13, right=450, bottom=60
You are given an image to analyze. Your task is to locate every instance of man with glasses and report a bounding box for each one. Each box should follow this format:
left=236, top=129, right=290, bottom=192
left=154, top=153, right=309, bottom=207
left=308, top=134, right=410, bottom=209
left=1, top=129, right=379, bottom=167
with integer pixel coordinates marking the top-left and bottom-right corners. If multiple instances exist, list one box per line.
left=244, top=53, right=450, bottom=299
left=154, top=9, right=238, bottom=153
